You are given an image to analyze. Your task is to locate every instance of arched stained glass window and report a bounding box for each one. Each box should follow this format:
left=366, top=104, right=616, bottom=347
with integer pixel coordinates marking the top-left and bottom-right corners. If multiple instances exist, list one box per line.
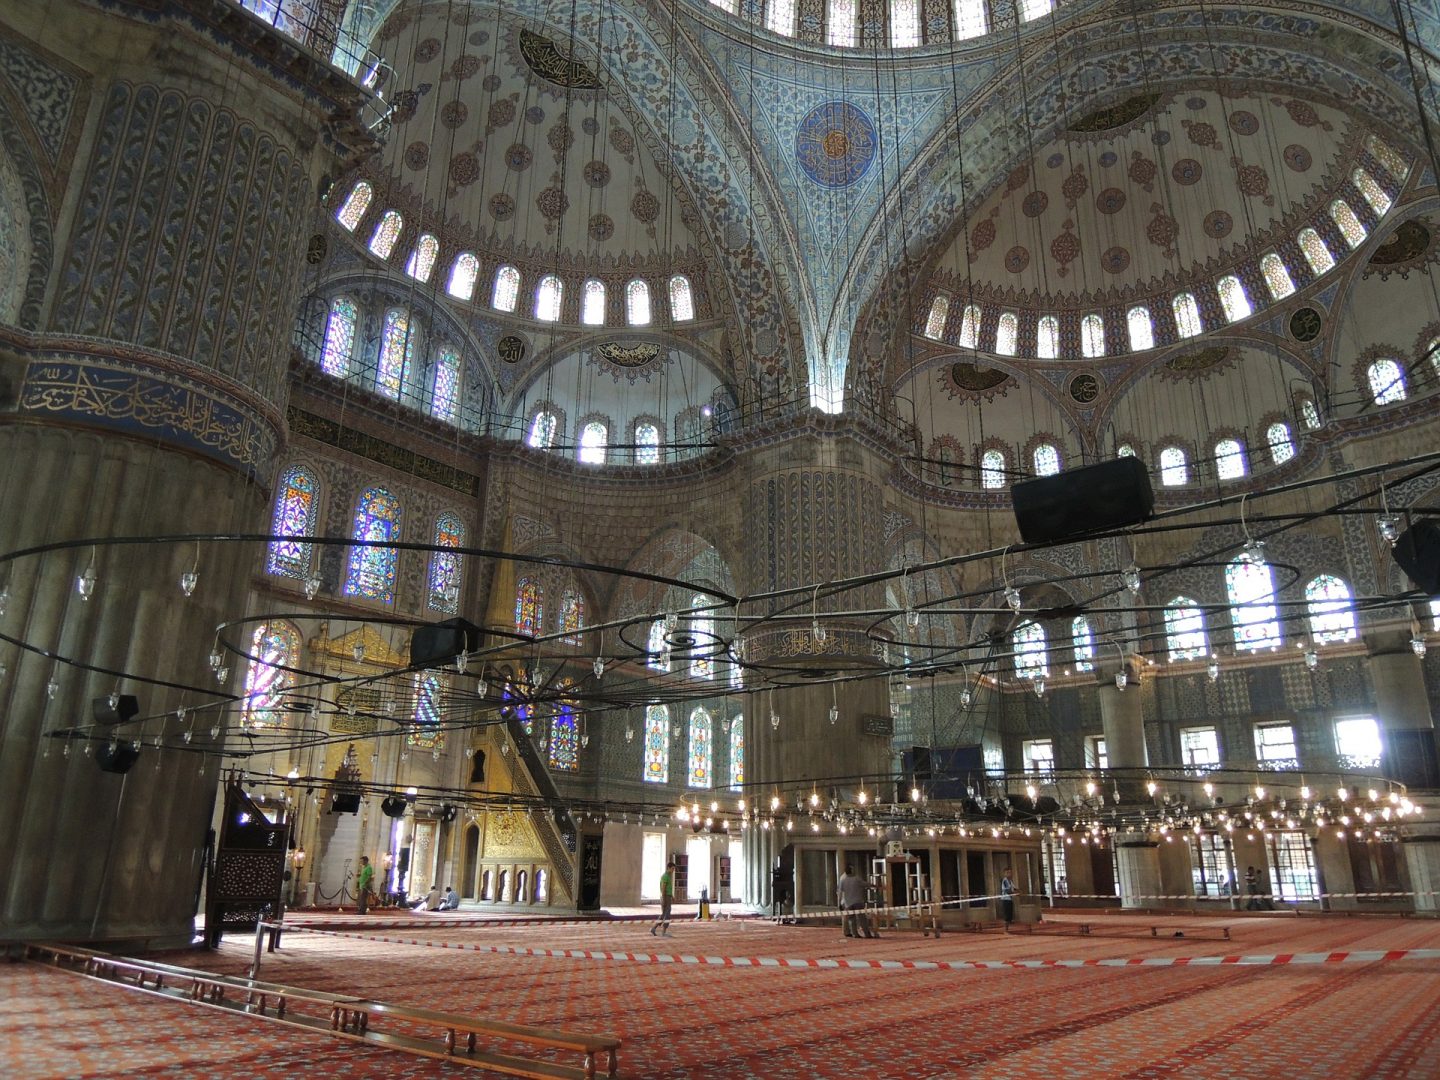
left=1215, top=438, right=1247, bottom=480
left=958, top=304, right=981, bottom=349
left=335, top=181, right=372, bottom=231
left=626, top=279, right=651, bottom=326
left=320, top=297, right=357, bottom=377
left=1299, top=397, right=1322, bottom=430
left=995, top=312, right=1018, bottom=356
left=1367, top=136, right=1409, bottom=180
left=1160, top=446, right=1188, bottom=486
left=431, top=348, right=461, bottom=422
left=448, top=253, right=479, bottom=300
left=493, top=265, right=520, bottom=312
left=1226, top=555, right=1282, bottom=651
left=955, top=0, right=987, bottom=37
left=767, top=0, right=795, bottom=35
left=344, top=487, right=402, bottom=603
left=406, top=234, right=439, bottom=282
left=827, top=0, right=856, bottom=46
left=548, top=700, right=579, bottom=771
left=428, top=512, right=464, bottom=614
left=1306, top=575, right=1356, bottom=644
left=376, top=309, right=414, bottom=399
left=1020, top=0, right=1051, bottom=18
left=1260, top=253, right=1295, bottom=299
left=688, top=707, right=713, bottom=788
left=1127, top=306, right=1154, bottom=351
left=924, top=295, right=949, bottom=340
left=1217, top=275, right=1251, bottom=322
left=1353, top=168, right=1392, bottom=216
left=1072, top=616, right=1095, bottom=672
left=581, top=279, right=606, bottom=325
left=267, top=465, right=317, bottom=578
left=1267, top=422, right=1295, bottom=465
left=1330, top=200, right=1367, bottom=249
left=1080, top=313, right=1105, bottom=357
left=558, top=589, right=584, bottom=645
left=729, top=716, right=744, bottom=790
left=669, top=275, right=695, bottom=321
left=1368, top=358, right=1407, bottom=404
left=578, top=420, right=608, bottom=464
left=643, top=703, right=670, bottom=783
left=891, top=0, right=920, bottom=46
left=369, top=210, right=403, bottom=259
left=242, top=621, right=301, bottom=728
left=1298, top=228, right=1335, bottom=275
left=1036, top=315, right=1059, bottom=359
left=409, top=671, right=444, bottom=750
left=1033, top=443, right=1061, bottom=476
left=690, top=594, right=714, bottom=679
left=1013, top=622, right=1048, bottom=679
left=1173, top=293, right=1202, bottom=339
left=514, top=577, right=543, bottom=637
left=981, top=448, right=1006, bottom=489
left=647, top=619, right=670, bottom=671
left=527, top=411, right=557, bottom=448
left=535, top=275, right=563, bottom=322
left=1164, top=598, right=1208, bottom=660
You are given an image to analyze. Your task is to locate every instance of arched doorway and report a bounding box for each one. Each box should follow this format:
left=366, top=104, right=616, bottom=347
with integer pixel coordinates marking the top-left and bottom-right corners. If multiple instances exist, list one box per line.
left=461, top=825, right=479, bottom=898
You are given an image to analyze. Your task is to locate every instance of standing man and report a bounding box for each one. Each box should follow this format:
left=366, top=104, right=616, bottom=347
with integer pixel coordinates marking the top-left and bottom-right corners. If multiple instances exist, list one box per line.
left=1000, top=865, right=1016, bottom=929
left=838, top=864, right=876, bottom=939
left=651, top=858, right=675, bottom=937
left=356, top=855, right=375, bottom=915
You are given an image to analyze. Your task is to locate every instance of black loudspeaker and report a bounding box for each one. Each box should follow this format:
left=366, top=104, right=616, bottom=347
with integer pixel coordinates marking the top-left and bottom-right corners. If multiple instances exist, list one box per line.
left=1392, top=520, right=1440, bottom=595
left=92, top=694, right=140, bottom=726
left=381, top=794, right=409, bottom=818
left=909, top=745, right=932, bottom=782
left=410, top=617, right=483, bottom=669
left=330, top=791, right=362, bottom=814
left=1011, top=456, right=1155, bottom=544
left=95, top=741, right=140, bottom=774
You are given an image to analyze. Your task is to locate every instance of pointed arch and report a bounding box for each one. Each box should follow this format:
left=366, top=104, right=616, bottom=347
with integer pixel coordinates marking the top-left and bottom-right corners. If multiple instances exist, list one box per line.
left=267, top=465, right=318, bottom=578
left=344, top=486, right=403, bottom=602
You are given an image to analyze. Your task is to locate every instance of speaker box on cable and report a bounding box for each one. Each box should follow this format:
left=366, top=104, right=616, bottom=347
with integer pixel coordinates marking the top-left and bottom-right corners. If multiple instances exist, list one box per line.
left=1392, top=519, right=1440, bottom=595
left=1011, top=456, right=1155, bottom=545
left=410, top=617, right=482, bottom=668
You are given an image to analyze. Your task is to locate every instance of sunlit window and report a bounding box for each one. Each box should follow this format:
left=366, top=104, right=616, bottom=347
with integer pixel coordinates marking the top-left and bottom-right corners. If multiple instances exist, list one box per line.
left=1023, top=738, right=1054, bottom=776
left=335, top=181, right=373, bottom=231
left=1330, top=199, right=1367, bottom=249
left=1127, top=306, right=1154, bottom=351
left=669, top=275, right=695, bottom=321
left=1020, top=0, right=1052, bottom=19
left=406, top=234, right=439, bottom=282
left=1306, top=575, right=1356, bottom=644
left=954, top=0, right=987, bottom=38
left=995, top=312, right=1018, bottom=356
left=1072, top=616, right=1095, bottom=672
left=582, top=279, right=606, bottom=326
left=1180, top=726, right=1220, bottom=768
left=1299, top=397, right=1322, bottom=430
left=891, top=0, right=920, bottom=45
left=368, top=210, right=402, bottom=259
left=447, top=253, right=479, bottom=300
left=1080, top=313, right=1105, bottom=358
left=1215, top=438, right=1247, bottom=480
left=535, top=274, right=563, bottom=322
left=1254, top=722, right=1297, bottom=768
left=1352, top=168, right=1392, bottom=216
left=1227, top=555, right=1282, bottom=651
left=492, top=265, right=520, bottom=312
left=626, top=279, right=651, bottom=326
left=1267, top=421, right=1295, bottom=465
left=1366, top=136, right=1409, bottom=182
left=1160, top=446, right=1188, bottom=486
left=1334, top=716, right=1381, bottom=769
left=635, top=422, right=661, bottom=465
left=431, top=348, right=461, bottom=423
left=1260, top=253, right=1295, bottom=300
left=981, top=449, right=1006, bottom=489
left=375, top=308, right=414, bottom=400
left=1033, top=443, right=1061, bottom=476
left=320, top=297, right=356, bottom=377
left=958, top=304, right=981, bottom=349
left=1368, top=358, right=1407, bottom=405
left=1165, top=598, right=1209, bottom=660
left=1173, top=293, right=1203, bottom=338
left=1013, top=621, right=1048, bottom=679
left=827, top=0, right=855, bottom=46
left=924, top=295, right=949, bottom=340
left=1036, top=315, right=1059, bottom=359
left=1297, top=228, right=1335, bottom=275
left=1217, top=275, right=1251, bottom=322
left=527, top=410, right=557, bottom=449
left=578, top=421, right=608, bottom=464
left=767, top=0, right=795, bottom=35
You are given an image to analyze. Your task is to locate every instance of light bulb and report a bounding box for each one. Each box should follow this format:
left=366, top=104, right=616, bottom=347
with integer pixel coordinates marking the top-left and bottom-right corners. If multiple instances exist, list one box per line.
left=959, top=688, right=973, bottom=709
left=1304, top=648, right=1319, bottom=671
left=1207, top=657, right=1220, bottom=682
left=580, top=734, right=589, bottom=748
left=592, top=656, right=605, bottom=679
left=857, top=790, right=867, bottom=805
left=455, top=652, right=468, bottom=674
left=352, top=642, right=365, bottom=663
left=215, top=666, right=229, bottom=684
left=1033, top=678, right=1045, bottom=698
left=1115, top=670, right=1128, bottom=691
left=0, top=585, right=8, bottom=616
left=1255, top=785, right=1266, bottom=800
left=1300, top=785, right=1311, bottom=800
left=1411, top=635, right=1427, bottom=657
left=1242, top=537, right=1265, bottom=563
left=108, top=691, right=120, bottom=709
left=304, top=574, right=322, bottom=600
left=208, top=649, right=223, bottom=670
left=812, top=619, right=828, bottom=644
left=1121, top=563, right=1142, bottom=594
left=1004, top=585, right=1022, bottom=611
left=46, top=677, right=59, bottom=700
left=624, top=727, right=634, bottom=744
left=828, top=704, right=839, bottom=725
left=180, top=570, right=198, bottom=597
left=210, top=723, right=220, bottom=738
left=1025, top=783, right=1037, bottom=800
left=1146, top=780, right=1158, bottom=796
left=1378, top=514, right=1401, bottom=546
left=76, top=564, right=96, bottom=600
left=664, top=610, right=678, bottom=631
left=910, top=786, right=921, bottom=802
left=770, top=712, right=780, bottom=730
left=905, top=607, right=920, bottom=629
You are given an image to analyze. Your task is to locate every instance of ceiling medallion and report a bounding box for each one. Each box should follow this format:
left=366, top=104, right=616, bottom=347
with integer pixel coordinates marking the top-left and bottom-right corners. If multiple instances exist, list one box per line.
left=518, top=29, right=601, bottom=89
left=1067, top=93, right=1163, bottom=134
left=796, top=101, right=877, bottom=188
left=1365, top=219, right=1437, bottom=280
left=589, top=342, right=671, bottom=384
left=1288, top=307, right=1323, bottom=343
left=942, top=362, right=1014, bottom=402
left=1162, top=345, right=1232, bottom=379
left=1068, top=372, right=1101, bottom=403
left=498, top=336, right=526, bottom=364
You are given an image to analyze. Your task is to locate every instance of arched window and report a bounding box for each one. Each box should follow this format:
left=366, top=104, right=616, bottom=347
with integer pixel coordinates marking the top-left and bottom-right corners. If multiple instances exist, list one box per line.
left=1427, top=338, right=1440, bottom=376
left=267, top=465, right=317, bottom=578
left=1172, top=293, right=1203, bottom=339
left=955, top=0, right=987, bottom=37
left=1260, top=253, right=1295, bottom=299
left=548, top=700, right=579, bottom=771
left=827, top=0, right=856, bottom=46
left=635, top=421, right=661, bottom=465
left=626, top=279, right=651, bottom=325
left=1164, top=598, right=1208, bottom=660
left=981, top=448, right=1006, bottom=489
left=1080, top=313, right=1105, bottom=357
left=514, top=577, right=543, bottom=637
left=1072, top=616, right=1095, bottom=672
left=1159, top=446, right=1188, bottom=486
left=995, top=312, right=1018, bottom=356
left=729, top=716, right=745, bottom=791
left=320, top=297, right=357, bottom=377
left=558, top=589, right=585, bottom=645
left=376, top=309, right=415, bottom=399
left=931, top=440, right=960, bottom=486
left=924, top=295, right=949, bottom=340
left=409, top=671, right=444, bottom=750
left=643, top=703, right=670, bottom=783
left=578, top=420, right=608, bottom=464
left=709, top=0, right=737, bottom=12
left=767, top=0, right=795, bottom=35
left=447, top=253, right=479, bottom=300
left=492, top=265, right=520, bottom=312
left=1299, top=397, right=1322, bottom=430
left=1032, top=443, right=1061, bottom=476
left=1127, top=306, right=1154, bottom=351
left=690, top=594, right=714, bottom=679
left=431, top=348, right=461, bottom=423
left=534, top=275, right=563, bottom=322
left=669, top=275, right=695, bottom=321
left=957, top=304, right=982, bottom=349
left=1217, top=275, right=1251, bottom=322
left=1267, top=421, right=1295, bottom=465
left=581, top=279, right=606, bottom=326
left=1036, top=316, right=1059, bottom=359
left=1021, top=0, right=1051, bottom=18
left=406, top=234, right=439, bottom=282
left=1353, top=168, right=1392, bottom=216
left=647, top=619, right=669, bottom=671
left=344, top=487, right=403, bottom=603
left=1367, top=136, right=1409, bottom=180
left=1306, top=575, right=1356, bottom=644
left=1297, top=228, right=1335, bottom=275
left=527, top=411, right=557, bottom=449
left=1117, top=443, right=1136, bottom=458
left=242, top=621, right=301, bottom=728
left=1330, top=200, right=1367, bottom=249
left=368, top=209, right=402, bottom=259
left=428, top=512, right=464, bottom=614
left=891, top=0, right=920, bottom=46
left=688, top=707, right=713, bottom=788
left=1013, top=622, right=1048, bottom=679
left=1215, top=438, right=1247, bottom=480
left=1226, top=555, right=1282, bottom=651
left=1368, top=358, right=1407, bottom=404
left=335, top=181, right=373, bottom=231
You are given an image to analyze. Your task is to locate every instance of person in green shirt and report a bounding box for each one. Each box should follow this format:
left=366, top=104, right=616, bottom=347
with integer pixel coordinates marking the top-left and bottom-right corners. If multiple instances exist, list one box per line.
left=356, top=855, right=374, bottom=915
left=650, top=860, right=674, bottom=937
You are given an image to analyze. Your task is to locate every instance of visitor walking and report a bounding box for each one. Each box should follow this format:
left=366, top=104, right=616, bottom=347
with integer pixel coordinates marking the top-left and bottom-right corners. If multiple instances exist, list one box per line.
left=651, top=859, right=675, bottom=936
left=1000, top=866, right=1016, bottom=929
left=356, top=855, right=375, bottom=915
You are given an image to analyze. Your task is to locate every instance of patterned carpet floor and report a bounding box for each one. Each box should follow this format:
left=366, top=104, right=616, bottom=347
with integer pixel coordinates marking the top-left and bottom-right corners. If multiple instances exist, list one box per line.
left=6, top=912, right=1439, bottom=1078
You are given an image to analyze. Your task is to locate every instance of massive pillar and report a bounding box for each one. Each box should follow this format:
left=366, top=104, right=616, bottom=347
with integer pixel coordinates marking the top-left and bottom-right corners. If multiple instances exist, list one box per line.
left=1367, top=631, right=1438, bottom=789
left=1097, top=658, right=1148, bottom=775
left=0, top=0, right=369, bottom=943
left=1114, top=838, right=1162, bottom=909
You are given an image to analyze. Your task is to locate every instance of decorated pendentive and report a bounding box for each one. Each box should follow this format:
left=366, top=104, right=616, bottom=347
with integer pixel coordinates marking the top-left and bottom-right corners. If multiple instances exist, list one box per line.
left=795, top=101, right=878, bottom=189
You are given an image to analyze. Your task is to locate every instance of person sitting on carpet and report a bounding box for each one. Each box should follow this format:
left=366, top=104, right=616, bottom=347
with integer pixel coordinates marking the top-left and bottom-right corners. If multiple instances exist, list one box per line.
left=409, top=884, right=441, bottom=910
left=439, top=885, right=460, bottom=910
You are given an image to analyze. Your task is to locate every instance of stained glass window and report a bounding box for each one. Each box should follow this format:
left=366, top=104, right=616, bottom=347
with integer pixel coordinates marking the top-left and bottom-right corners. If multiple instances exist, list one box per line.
left=1330, top=200, right=1367, bottom=249
left=648, top=619, right=670, bottom=670
left=335, top=181, right=372, bottom=231
left=406, top=234, right=439, bottom=282
left=1081, top=313, right=1105, bottom=357
left=493, top=265, right=520, bottom=312
left=242, top=621, right=300, bottom=728
left=955, top=0, right=987, bottom=37
left=548, top=701, right=579, bottom=770
left=448, top=253, right=479, bottom=300
left=828, top=0, right=856, bottom=46
left=558, top=589, right=584, bottom=645
left=343, top=486, right=402, bottom=603
left=995, top=312, right=1018, bottom=356
left=644, top=703, right=670, bottom=783
left=1127, top=306, right=1154, bottom=351
left=1368, top=358, right=1407, bottom=404
left=981, top=449, right=1006, bottom=489
left=376, top=309, right=414, bottom=399
left=891, top=0, right=920, bottom=46
left=958, top=304, right=981, bottom=349
left=1217, top=275, right=1251, bottom=322
left=267, top=465, right=317, bottom=578
left=369, top=210, right=403, bottom=259
left=690, top=594, right=713, bottom=679
left=626, top=279, right=651, bottom=326
left=1033, top=443, right=1061, bottom=476
left=1353, top=168, right=1392, bottom=216
left=1300, top=397, right=1322, bottom=430
left=428, top=512, right=464, bottom=614
left=924, top=295, right=949, bottom=340
left=1072, top=616, right=1095, bottom=672
left=320, top=297, right=357, bottom=376
left=1013, top=622, right=1048, bottom=679
left=578, top=421, right=608, bottom=464
left=1165, top=598, right=1208, bottom=660
left=582, top=279, right=606, bottom=325
left=1297, top=228, right=1335, bottom=275
left=1173, top=293, right=1202, bottom=338
left=1036, top=315, right=1059, bottom=359
left=768, top=0, right=795, bottom=34
left=431, top=348, right=461, bottom=423
left=1160, top=446, right=1188, bottom=486
left=729, top=716, right=744, bottom=790
left=535, top=274, right=563, bottom=321
left=1366, top=136, right=1409, bottom=181
left=1215, top=438, right=1247, bottom=480
left=1260, top=253, right=1295, bottom=299
left=1306, top=575, right=1356, bottom=644
left=514, top=577, right=543, bottom=637
left=635, top=422, right=661, bottom=464
left=527, top=411, right=557, bottom=448
left=687, top=707, right=713, bottom=788
left=1020, top=0, right=1051, bottom=19
left=1267, top=422, right=1295, bottom=465
left=409, top=671, right=444, bottom=750
left=1226, top=555, right=1282, bottom=651
left=670, top=275, right=696, bottom=321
